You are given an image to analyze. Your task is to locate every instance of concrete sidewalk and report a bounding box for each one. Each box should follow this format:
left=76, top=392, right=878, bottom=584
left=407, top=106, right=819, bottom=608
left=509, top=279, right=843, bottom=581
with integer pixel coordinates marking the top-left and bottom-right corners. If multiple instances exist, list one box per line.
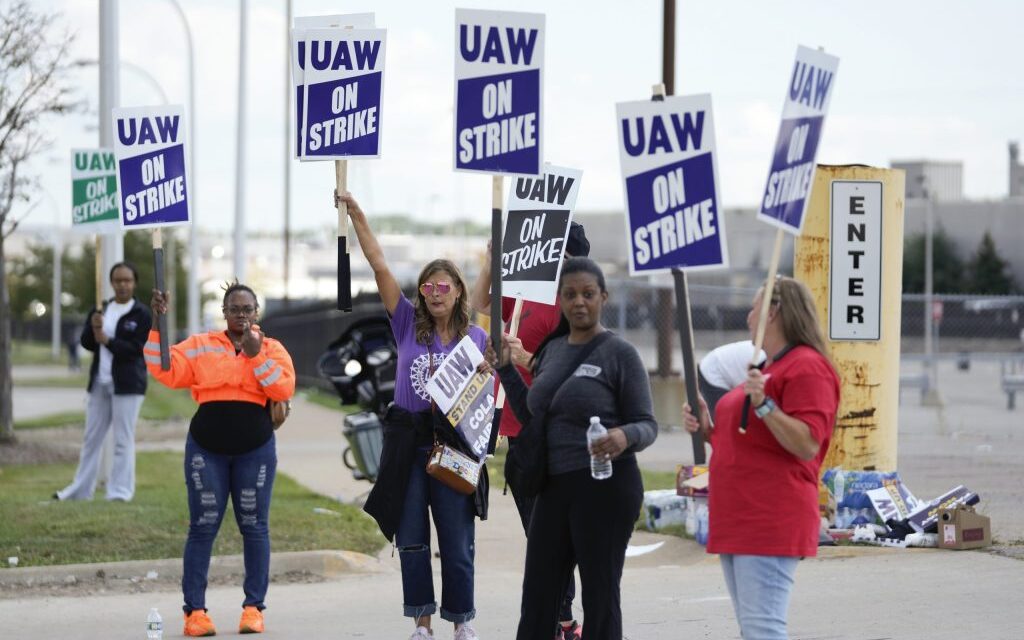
left=5, top=369, right=1024, bottom=638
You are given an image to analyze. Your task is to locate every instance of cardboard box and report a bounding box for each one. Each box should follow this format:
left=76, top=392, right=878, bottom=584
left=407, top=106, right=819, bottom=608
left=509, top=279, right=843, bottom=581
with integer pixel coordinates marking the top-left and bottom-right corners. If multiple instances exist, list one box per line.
left=676, top=465, right=709, bottom=497
left=937, top=505, right=991, bottom=550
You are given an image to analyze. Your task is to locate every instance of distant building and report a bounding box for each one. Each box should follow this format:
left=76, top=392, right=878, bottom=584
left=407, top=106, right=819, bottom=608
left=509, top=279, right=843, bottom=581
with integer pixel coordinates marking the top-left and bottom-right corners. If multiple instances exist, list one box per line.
left=1010, top=142, right=1024, bottom=198
left=891, top=159, right=963, bottom=201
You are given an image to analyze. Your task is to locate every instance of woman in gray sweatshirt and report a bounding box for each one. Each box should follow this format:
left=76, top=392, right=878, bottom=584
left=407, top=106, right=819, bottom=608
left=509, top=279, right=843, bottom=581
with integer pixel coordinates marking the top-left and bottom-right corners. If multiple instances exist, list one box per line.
left=494, top=257, right=657, bottom=640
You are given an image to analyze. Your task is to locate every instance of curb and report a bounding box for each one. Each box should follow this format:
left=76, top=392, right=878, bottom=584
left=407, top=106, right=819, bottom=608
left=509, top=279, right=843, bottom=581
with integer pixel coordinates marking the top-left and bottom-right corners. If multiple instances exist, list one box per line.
left=0, top=549, right=390, bottom=588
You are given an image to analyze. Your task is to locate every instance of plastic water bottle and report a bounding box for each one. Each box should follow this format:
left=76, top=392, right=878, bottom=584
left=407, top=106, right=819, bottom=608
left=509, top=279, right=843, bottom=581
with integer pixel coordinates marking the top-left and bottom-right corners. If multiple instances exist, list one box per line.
left=587, top=416, right=613, bottom=480
left=146, top=608, right=163, bottom=640
left=695, top=503, right=709, bottom=546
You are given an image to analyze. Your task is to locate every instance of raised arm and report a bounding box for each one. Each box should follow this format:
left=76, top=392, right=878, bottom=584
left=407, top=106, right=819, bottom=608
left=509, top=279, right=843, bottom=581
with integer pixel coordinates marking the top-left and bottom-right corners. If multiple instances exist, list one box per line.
left=338, top=191, right=401, bottom=314
left=470, top=241, right=492, bottom=314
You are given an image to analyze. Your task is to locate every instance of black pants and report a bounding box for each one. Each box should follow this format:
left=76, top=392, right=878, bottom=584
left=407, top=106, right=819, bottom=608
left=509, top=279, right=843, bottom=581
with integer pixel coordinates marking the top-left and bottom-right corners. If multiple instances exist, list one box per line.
left=506, top=433, right=576, bottom=623
left=516, top=459, right=643, bottom=640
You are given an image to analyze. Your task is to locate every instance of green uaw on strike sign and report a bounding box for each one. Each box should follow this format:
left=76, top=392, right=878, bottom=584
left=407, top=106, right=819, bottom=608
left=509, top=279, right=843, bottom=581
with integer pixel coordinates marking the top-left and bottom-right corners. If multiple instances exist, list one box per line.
left=71, top=148, right=120, bottom=233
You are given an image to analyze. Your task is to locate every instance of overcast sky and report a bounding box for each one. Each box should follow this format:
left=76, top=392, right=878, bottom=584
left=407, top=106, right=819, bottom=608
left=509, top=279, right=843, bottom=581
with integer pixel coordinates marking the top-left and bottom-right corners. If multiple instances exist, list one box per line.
left=20, top=0, right=1024, bottom=234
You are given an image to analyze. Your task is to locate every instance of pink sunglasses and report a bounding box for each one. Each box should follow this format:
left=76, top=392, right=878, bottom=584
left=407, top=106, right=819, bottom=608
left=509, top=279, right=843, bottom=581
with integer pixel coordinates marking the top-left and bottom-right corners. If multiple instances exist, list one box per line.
left=419, top=281, right=452, bottom=296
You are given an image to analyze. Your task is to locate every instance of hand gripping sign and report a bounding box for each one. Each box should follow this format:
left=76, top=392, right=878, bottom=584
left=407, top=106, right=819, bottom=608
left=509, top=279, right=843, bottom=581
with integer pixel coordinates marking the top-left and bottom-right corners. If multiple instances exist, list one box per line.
left=501, top=164, right=582, bottom=304
left=112, top=104, right=193, bottom=369
left=757, top=45, right=840, bottom=235
left=454, top=8, right=544, bottom=175
left=616, top=94, right=728, bottom=275
left=425, top=336, right=495, bottom=462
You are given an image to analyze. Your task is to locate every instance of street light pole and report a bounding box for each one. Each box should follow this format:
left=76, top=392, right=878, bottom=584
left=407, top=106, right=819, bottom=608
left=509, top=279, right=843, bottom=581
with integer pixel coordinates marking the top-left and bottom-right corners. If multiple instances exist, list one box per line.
left=921, top=180, right=942, bottom=406
left=283, top=0, right=292, bottom=306
left=165, top=0, right=201, bottom=335
left=99, top=0, right=123, bottom=301
left=233, top=0, right=249, bottom=283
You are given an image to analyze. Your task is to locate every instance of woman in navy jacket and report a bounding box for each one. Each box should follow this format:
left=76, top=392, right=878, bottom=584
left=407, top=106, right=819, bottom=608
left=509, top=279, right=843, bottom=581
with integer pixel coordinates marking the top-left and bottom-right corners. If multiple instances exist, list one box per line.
left=55, top=262, right=152, bottom=501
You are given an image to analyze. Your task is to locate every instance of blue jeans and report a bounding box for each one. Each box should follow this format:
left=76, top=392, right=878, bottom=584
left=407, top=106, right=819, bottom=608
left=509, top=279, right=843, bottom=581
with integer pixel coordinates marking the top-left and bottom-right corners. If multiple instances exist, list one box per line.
left=719, top=554, right=800, bottom=640
left=395, top=447, right=476, bottom=623
left=182, top=434, right=277, bottom=613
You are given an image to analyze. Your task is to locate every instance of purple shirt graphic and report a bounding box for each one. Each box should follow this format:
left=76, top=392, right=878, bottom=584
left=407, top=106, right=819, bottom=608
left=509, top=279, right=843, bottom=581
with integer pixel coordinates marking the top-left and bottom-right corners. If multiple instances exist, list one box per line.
left=389, top=296, right=488, bottom=413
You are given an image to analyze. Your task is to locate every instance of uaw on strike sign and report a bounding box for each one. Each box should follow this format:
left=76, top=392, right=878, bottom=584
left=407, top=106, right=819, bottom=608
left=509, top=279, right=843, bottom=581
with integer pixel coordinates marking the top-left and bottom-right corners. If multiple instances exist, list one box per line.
left=616, top=94, right=727, bottom=274
left=758, top=46, right=839, bottom=234
left=501, top=165, right=582, bottom=303
left=71, top=149, right=119, bottom=233
left=425, top=336, right=495, bottom=461
left=290, top=13, right=375, bottom=158
left=454, top=9, right=544, bottom=175
left=111, top=105, right=191, bottom=229
left=299, top=23, right=386, bottom=159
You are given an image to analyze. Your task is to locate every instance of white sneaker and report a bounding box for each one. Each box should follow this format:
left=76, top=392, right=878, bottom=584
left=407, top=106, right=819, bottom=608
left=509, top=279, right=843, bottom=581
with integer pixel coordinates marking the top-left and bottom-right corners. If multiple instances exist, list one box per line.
left=454, top=623, right=479, bottom=640
left=409, top=626, right=433, bottom=639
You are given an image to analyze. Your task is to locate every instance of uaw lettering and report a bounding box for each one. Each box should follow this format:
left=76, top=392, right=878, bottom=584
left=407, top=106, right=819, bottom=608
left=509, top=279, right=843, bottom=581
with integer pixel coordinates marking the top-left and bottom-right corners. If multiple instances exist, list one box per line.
left=301, top=29, right=386, bottom=158
left=758, top=46, right=839, bottom=234
left=71, top=150, right=119, bottom=226
left=290, top=13, right=376, bottom=157
left=454, top=9, right=544, bottom=174
left=425, top=336, right=494, bottom=459
left=112, top=106, right=191, bottom=229
left=616, top=95, right=728, bottom=274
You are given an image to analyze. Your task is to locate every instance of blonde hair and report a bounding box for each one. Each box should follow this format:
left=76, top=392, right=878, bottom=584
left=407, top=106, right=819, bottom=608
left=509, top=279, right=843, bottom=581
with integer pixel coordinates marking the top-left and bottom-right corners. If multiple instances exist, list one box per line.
left=765, top=276, right=830, bottom=359
left=414, top=259, right=471, bottom=345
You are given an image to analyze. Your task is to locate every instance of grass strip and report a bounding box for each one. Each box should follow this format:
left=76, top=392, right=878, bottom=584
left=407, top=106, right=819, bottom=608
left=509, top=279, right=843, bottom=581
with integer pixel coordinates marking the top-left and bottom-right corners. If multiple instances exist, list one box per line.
left=0, top=451, right=384, bottom=567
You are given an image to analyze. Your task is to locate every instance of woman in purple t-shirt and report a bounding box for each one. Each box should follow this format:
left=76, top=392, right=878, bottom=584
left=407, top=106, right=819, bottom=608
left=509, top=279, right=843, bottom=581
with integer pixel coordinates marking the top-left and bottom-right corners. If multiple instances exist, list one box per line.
left=339, top=191, right=487, bottom=640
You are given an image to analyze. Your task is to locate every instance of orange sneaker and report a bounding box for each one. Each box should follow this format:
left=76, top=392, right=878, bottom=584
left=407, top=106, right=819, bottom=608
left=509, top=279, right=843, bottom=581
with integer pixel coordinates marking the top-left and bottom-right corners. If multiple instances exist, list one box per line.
left=183, top=609, right=217, bottom=637
left=238, top=606, right=264, bottom=634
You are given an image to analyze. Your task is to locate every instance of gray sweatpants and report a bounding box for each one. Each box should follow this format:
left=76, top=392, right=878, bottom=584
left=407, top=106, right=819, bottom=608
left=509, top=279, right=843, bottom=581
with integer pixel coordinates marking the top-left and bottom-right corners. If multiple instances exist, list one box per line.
left=57, top=382, right=145, bottom=501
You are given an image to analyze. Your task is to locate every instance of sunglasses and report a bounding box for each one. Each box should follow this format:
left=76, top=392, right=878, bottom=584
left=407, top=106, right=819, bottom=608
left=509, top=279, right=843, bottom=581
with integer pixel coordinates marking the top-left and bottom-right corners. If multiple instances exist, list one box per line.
left=419, top=281, right=452, bottom=296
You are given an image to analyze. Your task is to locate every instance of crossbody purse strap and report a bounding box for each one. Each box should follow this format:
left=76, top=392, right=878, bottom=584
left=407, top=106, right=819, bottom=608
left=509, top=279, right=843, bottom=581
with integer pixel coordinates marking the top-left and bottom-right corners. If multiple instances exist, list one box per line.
left=537, top=331, right=614, bottom=417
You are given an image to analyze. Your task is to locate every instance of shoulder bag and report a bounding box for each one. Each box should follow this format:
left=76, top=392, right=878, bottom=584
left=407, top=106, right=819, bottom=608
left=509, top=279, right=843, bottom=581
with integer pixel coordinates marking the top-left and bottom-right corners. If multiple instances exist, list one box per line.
left=424, top=342, right=483, bottom=495
left=504, top=331, right=613, bottom=498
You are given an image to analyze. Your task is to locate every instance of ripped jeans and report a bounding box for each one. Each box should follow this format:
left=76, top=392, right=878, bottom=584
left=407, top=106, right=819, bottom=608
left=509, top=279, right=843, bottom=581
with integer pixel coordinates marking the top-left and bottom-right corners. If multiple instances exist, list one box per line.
left=182, top=433, right=277, bottom=613
left=395, top=447, right=476, bottom=623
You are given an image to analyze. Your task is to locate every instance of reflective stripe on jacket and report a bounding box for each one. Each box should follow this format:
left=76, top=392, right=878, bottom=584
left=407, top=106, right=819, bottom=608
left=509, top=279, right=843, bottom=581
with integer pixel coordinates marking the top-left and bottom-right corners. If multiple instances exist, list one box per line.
left=144, top=329, right=295, bottom=406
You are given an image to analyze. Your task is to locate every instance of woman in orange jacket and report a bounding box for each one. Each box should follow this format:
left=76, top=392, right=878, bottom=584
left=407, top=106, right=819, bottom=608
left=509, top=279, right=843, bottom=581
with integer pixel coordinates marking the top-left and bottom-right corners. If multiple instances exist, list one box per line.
left=148, top=282, right=295, bottom=637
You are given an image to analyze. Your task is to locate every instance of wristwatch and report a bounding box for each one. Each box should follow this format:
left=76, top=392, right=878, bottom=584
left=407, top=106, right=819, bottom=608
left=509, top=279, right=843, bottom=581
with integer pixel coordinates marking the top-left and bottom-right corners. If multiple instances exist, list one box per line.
left=754, top=397, right=777, bottom=419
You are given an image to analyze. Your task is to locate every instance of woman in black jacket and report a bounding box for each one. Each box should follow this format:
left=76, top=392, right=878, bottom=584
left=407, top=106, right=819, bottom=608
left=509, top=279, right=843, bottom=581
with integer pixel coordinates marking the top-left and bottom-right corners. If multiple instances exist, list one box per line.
left=55, top=262, right=152, bottom=502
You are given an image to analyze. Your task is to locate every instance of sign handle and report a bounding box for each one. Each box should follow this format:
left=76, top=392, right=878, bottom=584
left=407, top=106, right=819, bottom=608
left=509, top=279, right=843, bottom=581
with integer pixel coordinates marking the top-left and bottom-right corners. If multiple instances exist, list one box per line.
left=740, top=227, right=784, bottom=433
left=152, top=228, right=171, bottom=370
left=489, top=175, right=504, bottom=355
left=649, top=82, right=705, bottom=462
left=495, top=297, right=523, bottom=409
left=94, top=236, right=103, bottom=310
left=672, top=268, right=705, bottom=463
left=335, top=159, right=352, bottom=311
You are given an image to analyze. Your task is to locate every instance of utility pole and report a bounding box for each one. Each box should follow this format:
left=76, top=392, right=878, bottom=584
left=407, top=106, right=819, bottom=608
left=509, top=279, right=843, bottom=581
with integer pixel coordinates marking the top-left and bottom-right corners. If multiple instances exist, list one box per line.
left=922, top=181, right=943, bottom=406
left=233, top=0, right=248, bottom=282
left=654, top=0, right=676, bottom=378
left=99, top=0, right=123, bottom=299
left=283, top=0, right=292, bottom=306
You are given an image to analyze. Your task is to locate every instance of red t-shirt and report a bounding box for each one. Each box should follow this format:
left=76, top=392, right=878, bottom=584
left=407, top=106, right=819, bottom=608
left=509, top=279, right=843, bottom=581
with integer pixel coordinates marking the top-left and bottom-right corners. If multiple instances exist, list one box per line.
left=706, top=345, right=840, bottom=558
left=497, top=297, right=561, bottom=437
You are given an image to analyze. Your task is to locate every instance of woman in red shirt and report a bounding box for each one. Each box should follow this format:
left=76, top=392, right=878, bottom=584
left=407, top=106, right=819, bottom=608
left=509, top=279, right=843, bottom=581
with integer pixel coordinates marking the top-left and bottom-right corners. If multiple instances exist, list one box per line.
left=684, top=276, right=840, bottom=640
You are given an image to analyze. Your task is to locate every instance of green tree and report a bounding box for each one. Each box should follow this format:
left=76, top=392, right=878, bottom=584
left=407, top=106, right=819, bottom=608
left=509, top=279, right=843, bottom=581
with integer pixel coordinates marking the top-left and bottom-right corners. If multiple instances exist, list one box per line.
left=902, top=227, right=966, bottom=294
left=8, top=231, right=193, bottom=326
left=0, top=1, right=80, bottom=443
left=966, top=232, right=1016, bottom=294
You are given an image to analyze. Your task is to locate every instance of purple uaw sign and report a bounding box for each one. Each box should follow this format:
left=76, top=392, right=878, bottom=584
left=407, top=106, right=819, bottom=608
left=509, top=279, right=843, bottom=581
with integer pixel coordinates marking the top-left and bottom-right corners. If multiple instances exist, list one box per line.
left=454, top=9, right=544, bottom=175
left=300, top=27, right=386, bottom=159
left=616, top=94, right=728, bottom=274
left=111, top=105, right=191, bottom=230
left=758, top=45, right=839, bottom=235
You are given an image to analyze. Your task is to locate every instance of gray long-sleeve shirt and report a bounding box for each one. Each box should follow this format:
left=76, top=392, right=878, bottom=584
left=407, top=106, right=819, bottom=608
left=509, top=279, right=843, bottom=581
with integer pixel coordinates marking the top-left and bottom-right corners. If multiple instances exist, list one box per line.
left=500, top=332, right=658, bottom=476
